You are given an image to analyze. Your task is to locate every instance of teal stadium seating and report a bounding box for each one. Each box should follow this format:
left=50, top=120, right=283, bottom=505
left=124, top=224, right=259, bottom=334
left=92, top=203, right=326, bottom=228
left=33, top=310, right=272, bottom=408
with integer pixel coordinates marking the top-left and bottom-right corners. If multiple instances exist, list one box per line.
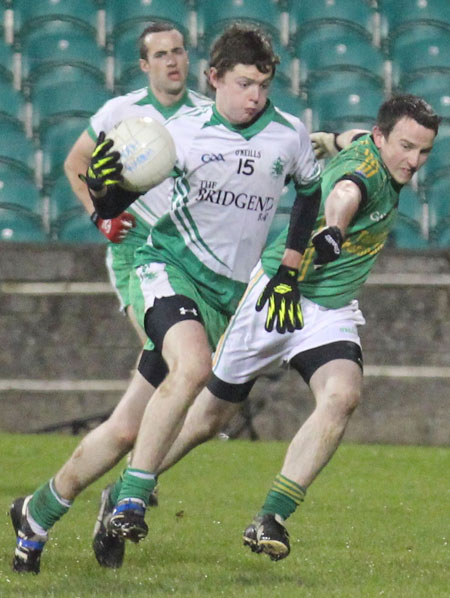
left=0, top=116, right=35, bottom=173
left=0, top=74, right=26, bottom=121
left=3, top=0, right=450, bottom=247
left=48, top=175, right=86, bottom=238
left=0, top=162, right=41, bottom=215
left=19, top=20, right=107, bottom=85
left=403, top=73, right=450, bottom=137
left=390, top=25, right=450, bottom=88
left=418, top=136, right=450, bottom=188
left=296, top=26, right=385, bottom=91
left=12, top=0, right=100, bottom=38
left=105, top=0, right=191, bottom=46
left=197, top=0, right=284, bottom=48
left=392, top=185, right=428, bottom=249
left=0, top=207, right=47, bottom=242
left=56, top=211, right=105, bottom=243
left=288, top=0, right=376, bottom=43
left=40, top=117, right=89, bottom=188
left=28, top=64, right=111, bottom=135
left=309, top=75, right=384, bottom=132
left=380, top=0, right=450, bottom=43
left=0, top=38, right=14, bottom=79
left=425, top=177, right=450, bottom=245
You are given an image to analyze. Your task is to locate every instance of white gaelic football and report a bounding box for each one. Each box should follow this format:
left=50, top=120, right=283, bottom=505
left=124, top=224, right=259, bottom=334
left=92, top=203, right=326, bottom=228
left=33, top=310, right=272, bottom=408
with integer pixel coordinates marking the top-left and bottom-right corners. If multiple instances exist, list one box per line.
left=107, top=116, right=176, bottom=193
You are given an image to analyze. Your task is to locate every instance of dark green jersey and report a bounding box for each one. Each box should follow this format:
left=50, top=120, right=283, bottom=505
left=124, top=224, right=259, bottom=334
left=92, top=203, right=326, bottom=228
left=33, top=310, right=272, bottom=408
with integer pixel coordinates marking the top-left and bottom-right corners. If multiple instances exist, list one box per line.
left=262, top=134, right=403, bottom=308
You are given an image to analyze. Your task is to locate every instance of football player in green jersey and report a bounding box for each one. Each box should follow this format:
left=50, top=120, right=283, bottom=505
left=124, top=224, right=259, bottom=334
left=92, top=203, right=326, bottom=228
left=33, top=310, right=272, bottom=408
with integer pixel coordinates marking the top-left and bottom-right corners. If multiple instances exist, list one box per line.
left=146, top=94, right=440, bottom=561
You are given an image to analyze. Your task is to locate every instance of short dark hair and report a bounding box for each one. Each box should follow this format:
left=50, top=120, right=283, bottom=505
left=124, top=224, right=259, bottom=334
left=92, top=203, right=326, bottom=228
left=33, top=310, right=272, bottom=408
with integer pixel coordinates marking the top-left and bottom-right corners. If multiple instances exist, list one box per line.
left=208, top=22, right=279, bottom=80
left=377, top=94, right=441, bottom=137
left=138, top=21, right=185, bottom=60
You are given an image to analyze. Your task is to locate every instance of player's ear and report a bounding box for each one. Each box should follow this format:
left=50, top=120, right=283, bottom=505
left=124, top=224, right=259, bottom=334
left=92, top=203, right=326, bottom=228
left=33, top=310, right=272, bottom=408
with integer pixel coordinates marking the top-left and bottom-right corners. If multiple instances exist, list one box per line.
left=208, top=67, right=219, bottom=89
left=139, top=58, right=150, bottom=74
left=372, top=125, right=384, bottom=149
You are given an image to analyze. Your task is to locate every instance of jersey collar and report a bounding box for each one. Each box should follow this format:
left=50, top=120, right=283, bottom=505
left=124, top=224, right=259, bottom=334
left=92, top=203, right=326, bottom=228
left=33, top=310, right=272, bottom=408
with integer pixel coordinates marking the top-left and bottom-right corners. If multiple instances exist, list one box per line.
left=136, top=86, right=193, bottom=119
left=205, top=100, right=278, bottom=140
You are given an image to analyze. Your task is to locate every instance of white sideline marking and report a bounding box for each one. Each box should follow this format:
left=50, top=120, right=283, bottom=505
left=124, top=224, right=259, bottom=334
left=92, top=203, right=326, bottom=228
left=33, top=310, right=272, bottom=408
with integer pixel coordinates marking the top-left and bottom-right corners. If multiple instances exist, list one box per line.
left=1, top=365, right=450, bottom=394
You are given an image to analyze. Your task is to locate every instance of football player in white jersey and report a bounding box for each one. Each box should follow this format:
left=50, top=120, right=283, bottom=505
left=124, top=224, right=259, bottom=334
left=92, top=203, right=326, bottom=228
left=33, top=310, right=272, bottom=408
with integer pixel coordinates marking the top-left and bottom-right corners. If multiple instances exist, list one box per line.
left=64, top=21, right=211, bottom=341
left=9, top=23, right=322, bottom=574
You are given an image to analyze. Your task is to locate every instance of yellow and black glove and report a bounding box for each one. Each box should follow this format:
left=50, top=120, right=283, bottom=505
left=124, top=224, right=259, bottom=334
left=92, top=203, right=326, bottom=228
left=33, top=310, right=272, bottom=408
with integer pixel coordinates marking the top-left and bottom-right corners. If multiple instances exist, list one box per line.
left=83, top=131, right=123, bottom=191
left=255, top=265, right=303, bottom=333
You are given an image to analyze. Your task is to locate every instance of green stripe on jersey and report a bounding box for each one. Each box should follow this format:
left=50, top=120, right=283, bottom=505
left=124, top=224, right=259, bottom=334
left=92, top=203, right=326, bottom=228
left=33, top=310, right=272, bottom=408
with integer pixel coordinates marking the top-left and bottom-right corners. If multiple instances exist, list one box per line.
left=134, top=216, right=246, bottom=317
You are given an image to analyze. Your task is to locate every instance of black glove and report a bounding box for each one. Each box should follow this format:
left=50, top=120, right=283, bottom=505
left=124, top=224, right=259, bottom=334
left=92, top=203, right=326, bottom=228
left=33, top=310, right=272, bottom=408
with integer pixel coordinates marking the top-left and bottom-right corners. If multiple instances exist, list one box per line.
left=255, top=265, right=303, bottom=333
left=312, top=226, right=343, bottom=268
left=81, top=131, right=123, bottom=192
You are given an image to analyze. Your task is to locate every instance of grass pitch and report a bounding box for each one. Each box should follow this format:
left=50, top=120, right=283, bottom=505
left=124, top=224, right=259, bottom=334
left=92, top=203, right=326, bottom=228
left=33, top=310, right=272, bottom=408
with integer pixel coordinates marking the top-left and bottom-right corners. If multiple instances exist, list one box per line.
left=0, top=433, right=448, bottom=598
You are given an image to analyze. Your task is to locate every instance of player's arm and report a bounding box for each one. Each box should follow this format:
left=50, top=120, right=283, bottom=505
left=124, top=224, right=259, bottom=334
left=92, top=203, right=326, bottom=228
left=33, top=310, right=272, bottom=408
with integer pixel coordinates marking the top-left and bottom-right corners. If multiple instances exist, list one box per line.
left=64, top=131, right=136, bottom=243
left=310, top=129, right=369, bottom=159
left=256, top=180, right=322, bottom=333
left=311, top=179, right=362, bottom=267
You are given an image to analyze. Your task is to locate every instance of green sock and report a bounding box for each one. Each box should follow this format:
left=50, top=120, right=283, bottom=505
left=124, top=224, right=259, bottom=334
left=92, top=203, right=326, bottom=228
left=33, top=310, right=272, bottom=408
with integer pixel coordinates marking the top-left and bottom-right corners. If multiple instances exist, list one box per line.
left=260, top=473, right=306, bottom=521
left=108, top=470, right=125, bottom=506
left=28, top=479, right=72, bottom=531
left=117, top=468, right=157, bottom=507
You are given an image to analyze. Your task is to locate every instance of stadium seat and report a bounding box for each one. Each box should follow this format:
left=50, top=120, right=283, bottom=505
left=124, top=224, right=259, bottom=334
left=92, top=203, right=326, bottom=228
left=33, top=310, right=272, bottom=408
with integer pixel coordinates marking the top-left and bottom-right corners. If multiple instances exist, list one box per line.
left=40, top=117, right=88, bottom=187
left=105, top=0, right=192, bottom=45
left=392, top=186, right=428, bottom=249
left=48, top=175, right=85, bottom=230
left=0, top=162, right=41, bottom=215
left=418, top=137, right=450, bottom=188
left=0, top=116, right=35, bottom=173
left=0, top=2, right=13, bottom=45
left=288, top=0, right=376, bottom=43
left=19, top=20, right=107, bottom=84
left=403, top=73, right=450, bottom=137
left=425, top=177, right=450, bottom=238
left=390, top=25, right=450, bottom=87
left=28, top=64, right=111, bottom=134
left=380, top=0, right=450, bottom=42
left=13, top=0, right=100, bottom=38
left=296, top=26, right=385, bottom=90
left=0, top=74, right=26, bottom=121
left=0, top=38, right=14, bottom=79
left=198, top=0, right=284, bottom=48
left=270, top=81, right=307, bottom=119
left=0, top=207, right=48, bottom=242
left=309, top=75, right=384, bottom=132
left=56, top=211, right=105, bottom=243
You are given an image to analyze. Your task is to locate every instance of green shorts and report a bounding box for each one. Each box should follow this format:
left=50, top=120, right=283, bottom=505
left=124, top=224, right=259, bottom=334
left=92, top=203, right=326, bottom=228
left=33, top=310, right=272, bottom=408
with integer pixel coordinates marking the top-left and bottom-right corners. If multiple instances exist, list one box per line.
left=105, top=219, right=150, bottom=311
left=129, top=262, right=230, bottom=352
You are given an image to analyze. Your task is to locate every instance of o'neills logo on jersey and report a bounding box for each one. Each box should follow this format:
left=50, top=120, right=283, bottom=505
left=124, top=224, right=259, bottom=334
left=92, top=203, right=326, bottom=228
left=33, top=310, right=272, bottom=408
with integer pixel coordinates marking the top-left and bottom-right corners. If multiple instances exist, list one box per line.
left=196, top=179, right=274, bottom=216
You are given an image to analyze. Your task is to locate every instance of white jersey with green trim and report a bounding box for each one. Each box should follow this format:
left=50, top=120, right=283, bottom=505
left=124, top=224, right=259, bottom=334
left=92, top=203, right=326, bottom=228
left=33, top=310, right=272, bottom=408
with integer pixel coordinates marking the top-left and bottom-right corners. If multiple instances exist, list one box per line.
left=88, top=86, right=212, bottom=227
left=137, top=101, right=320, bottom=297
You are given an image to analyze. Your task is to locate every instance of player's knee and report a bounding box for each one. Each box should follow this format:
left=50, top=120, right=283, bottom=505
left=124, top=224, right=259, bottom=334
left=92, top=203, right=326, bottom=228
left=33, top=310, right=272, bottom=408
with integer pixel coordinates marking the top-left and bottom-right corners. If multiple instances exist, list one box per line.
left=170, top=354, right=213, bottom=395
left=328, top=387, right=361, bottom=419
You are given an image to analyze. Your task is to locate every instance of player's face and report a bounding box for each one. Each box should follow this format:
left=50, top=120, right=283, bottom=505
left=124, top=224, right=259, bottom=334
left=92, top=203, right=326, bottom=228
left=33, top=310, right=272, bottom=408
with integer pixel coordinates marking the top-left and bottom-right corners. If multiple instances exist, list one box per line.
left=210, top=64, right=272, bottom=125
left=373, top=116, right=435, bottom=184
left=140, top=29, right=189, bottom=98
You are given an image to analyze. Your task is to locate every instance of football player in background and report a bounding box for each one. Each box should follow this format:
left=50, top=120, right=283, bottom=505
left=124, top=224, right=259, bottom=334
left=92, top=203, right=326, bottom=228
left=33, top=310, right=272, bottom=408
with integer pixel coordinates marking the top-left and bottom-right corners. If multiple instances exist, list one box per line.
left=65, top=21, right=211, bottom=342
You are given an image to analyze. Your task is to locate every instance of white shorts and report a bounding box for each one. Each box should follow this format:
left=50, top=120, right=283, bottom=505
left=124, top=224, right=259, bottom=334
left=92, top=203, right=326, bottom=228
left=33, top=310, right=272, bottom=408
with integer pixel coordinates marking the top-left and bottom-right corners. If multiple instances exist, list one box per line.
left=212, top=264, right=366, bottom=385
